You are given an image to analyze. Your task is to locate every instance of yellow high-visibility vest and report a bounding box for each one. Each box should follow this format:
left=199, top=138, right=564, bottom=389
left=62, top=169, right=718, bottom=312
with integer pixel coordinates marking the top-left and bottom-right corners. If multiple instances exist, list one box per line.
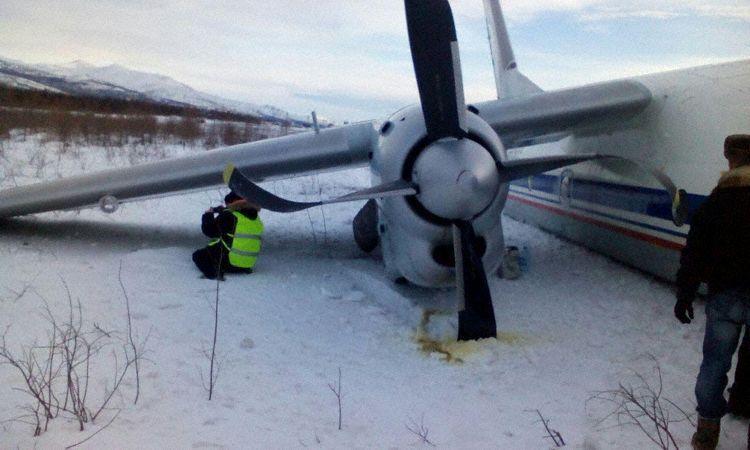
left=209, top=211, right=263, bottom=269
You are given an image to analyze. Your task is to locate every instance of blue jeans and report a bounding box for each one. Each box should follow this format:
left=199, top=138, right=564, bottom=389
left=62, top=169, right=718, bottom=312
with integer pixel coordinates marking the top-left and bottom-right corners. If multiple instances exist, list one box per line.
left=695, top=288, right=750, bottom=419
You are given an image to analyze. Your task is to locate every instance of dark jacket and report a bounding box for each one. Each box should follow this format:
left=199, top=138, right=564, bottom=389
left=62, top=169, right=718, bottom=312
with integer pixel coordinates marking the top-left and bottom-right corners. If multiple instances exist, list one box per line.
left=676, top=166, right=750, bottom=300
left=199, top=206, right=259, bottom=269
left=202, top=207, right=258, bottom=242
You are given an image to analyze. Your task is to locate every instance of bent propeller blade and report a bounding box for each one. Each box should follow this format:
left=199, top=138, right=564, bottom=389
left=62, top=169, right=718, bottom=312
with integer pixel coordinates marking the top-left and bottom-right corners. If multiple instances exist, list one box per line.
left=225, top=164, right=417, bottom=213
left=405, top=0, right=467, bottom=140
left=453, top=220, right=497, bottom=340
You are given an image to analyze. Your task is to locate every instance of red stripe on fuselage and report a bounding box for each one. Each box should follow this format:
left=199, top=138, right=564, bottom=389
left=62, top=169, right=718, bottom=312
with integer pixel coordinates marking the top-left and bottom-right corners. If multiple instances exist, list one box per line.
left=507, top=193, right=685, bottom=251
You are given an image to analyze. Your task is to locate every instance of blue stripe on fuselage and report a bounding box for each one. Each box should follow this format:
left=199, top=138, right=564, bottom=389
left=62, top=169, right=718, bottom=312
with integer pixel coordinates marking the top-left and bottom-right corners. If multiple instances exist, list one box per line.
left=509, top=174, right=707, bottom=228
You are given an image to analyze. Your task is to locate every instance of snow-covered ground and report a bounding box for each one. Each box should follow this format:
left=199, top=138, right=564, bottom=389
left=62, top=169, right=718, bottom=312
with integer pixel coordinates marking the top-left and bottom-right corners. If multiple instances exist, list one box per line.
left=0, top=136, right=747, bottom=449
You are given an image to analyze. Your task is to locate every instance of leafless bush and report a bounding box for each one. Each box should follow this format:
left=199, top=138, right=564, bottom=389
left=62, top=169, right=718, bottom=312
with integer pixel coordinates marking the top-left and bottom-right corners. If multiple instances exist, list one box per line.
left=530, top=409, right=565, bottom=447
left=174, top=116, right=203, bottom=145
left=0, top=278, right=144, bottom=437
left=28, top=149, right=50, bottom=179
left=202, top=252, right=223, bottom=401
left=219, top=122, right=241, bottom=146
left=588, top=355, right=695, bottom=450
left=406, top=414, right=436, bottom=447
left=328, top=367, right=343, bottom=430
left=118, top=262, right=143, bottom=404
left=204, top=122, right=221, bottom=149
left=0, top=119, right=10, bottom=155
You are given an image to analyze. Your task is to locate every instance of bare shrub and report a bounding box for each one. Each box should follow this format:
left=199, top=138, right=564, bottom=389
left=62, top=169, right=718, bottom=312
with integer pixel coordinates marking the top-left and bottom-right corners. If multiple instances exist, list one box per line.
left=176, top=116, right=203, bottom=145
left=328, top=367, right=343, bottom=430
left=0, top=278, right=144, bottom=436
left=530, top=409, right=565, bottom=447
left=241, top=122, right=257, bottom=143
left=28, top=149, right=49, bottom=178
left=117, top=262, right=144, bottom=404
left=219, top=122, right=241, bottom=146
left=202, top=252, right=223, bottom=401
left=405, top=414, right=436, bottom=447
left=588, top=355, right=695, bottom=450
left=0, top=115, right=10, bottom=150
left=204, top=122, right=221, bottom=149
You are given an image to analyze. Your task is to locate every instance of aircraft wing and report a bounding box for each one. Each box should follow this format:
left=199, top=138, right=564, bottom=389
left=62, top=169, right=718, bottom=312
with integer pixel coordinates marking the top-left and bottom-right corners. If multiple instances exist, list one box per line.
left=0, top=121, right=376, bottom=218
left=471, top=79, right=653, bottom=149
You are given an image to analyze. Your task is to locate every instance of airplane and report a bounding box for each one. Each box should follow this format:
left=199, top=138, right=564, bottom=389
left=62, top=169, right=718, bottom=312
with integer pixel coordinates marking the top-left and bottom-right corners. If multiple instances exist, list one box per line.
left=0, top=0, right=747, bottom=341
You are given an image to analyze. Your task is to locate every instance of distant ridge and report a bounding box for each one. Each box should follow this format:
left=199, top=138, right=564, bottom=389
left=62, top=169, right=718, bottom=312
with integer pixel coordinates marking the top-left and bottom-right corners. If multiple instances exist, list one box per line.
left=0, top=57, right=312, bottom=126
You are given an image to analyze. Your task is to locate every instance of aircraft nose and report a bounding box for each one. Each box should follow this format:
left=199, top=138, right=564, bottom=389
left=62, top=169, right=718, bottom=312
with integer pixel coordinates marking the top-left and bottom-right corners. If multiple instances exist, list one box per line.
left=412, top=138, right=500, bottom=220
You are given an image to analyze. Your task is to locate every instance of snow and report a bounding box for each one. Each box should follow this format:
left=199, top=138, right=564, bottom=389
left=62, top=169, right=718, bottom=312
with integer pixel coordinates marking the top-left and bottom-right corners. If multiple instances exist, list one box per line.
left=0, top=73, right=64, bottom=93
left=1, top=135, right=748, bottom=449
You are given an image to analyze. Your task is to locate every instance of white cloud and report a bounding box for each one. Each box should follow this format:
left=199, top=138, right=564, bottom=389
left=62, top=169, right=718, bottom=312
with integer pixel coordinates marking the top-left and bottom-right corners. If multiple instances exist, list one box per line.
left=0, top=0, right=748, bottom=122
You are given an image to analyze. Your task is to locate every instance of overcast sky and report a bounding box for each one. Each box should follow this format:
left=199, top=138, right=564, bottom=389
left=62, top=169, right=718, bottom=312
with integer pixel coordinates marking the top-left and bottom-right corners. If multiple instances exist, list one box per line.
left=1, top=1, right=748, bottom=122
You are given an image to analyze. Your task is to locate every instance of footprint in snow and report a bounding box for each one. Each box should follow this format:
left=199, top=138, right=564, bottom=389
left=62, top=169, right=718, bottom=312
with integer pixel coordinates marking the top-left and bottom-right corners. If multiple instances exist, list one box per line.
left=157, top=303, right=183, bottom=310
left=191, top=441, right=224, bottom=448
left=240, top=337, right=255, bottom=349
left=320, top=287, right=342, bottom=299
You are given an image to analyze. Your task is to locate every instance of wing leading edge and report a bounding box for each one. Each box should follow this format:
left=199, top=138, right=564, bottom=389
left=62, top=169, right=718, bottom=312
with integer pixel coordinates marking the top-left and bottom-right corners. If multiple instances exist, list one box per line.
left=0, top=121, right=376, bottom=218
left=471, top=79, right=653, bottom=149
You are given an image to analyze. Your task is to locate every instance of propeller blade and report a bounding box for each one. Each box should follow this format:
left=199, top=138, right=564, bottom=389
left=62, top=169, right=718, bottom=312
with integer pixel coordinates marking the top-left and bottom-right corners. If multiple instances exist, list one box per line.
left=224, top=164, right=417, bottom=213
left=453, top=220, right=497, bottom=340
left=405, top=0, right=467, bottom=140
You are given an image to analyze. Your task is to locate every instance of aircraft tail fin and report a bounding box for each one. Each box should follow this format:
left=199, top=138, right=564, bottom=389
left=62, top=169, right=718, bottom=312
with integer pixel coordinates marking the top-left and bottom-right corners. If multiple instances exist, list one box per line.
left=483, top=0, right=542, bottom=98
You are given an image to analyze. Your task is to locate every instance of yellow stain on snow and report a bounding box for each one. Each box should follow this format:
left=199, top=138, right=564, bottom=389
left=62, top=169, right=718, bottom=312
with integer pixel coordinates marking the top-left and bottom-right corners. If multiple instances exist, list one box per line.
left=415, top=310, right=528, bottom=364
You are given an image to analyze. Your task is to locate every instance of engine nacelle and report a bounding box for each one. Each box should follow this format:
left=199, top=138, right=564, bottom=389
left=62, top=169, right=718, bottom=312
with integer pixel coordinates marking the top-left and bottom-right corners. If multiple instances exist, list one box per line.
left=370, top=106, right=509, bottom=288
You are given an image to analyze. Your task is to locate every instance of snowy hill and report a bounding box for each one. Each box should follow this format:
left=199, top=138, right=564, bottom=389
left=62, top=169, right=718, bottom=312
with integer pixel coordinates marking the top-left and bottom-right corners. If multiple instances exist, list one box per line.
left=0, top=57, right=310, bottom=124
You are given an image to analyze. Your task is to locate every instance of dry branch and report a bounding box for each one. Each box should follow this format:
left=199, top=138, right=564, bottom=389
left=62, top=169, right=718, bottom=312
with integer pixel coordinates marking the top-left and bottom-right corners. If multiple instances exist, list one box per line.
left=328, top=367, right=343, bottom=430
left=588, top=355, right=695, bottom=450
left=406, top=414, right=436, bottom=447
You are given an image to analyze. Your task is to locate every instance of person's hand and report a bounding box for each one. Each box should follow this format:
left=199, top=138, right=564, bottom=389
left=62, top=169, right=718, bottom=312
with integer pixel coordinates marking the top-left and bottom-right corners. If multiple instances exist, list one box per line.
left=205, top=207, right=214, bottom=214
left=674, top=297, right=694, bottom=324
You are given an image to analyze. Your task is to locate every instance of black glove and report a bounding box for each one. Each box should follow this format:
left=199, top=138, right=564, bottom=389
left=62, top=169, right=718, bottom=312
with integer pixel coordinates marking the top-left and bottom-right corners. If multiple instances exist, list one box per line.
left=674, top=296, right=694, bottom=324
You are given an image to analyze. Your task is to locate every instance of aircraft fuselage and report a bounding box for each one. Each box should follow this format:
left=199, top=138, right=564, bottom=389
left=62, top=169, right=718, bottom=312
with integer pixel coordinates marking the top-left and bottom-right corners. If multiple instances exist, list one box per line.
left=505, top=60, right=750, bottom=280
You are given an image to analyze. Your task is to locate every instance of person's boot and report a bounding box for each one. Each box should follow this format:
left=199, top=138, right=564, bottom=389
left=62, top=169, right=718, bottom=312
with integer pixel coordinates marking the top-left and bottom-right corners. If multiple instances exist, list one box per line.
left=691, top=417, right=720, bottom=450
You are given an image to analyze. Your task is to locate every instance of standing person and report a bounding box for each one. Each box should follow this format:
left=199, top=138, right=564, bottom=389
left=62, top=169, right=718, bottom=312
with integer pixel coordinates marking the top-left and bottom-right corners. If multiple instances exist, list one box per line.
left=192, top=191, right=263, bottom=280
left=674, top=134, right=750, bottom=450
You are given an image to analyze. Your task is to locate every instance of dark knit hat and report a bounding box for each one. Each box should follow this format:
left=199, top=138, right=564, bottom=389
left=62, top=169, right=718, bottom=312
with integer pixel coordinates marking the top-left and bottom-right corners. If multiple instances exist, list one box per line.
left=724, top=134, right=750, bottom=161
left=224, top=191, right=242, bottom=204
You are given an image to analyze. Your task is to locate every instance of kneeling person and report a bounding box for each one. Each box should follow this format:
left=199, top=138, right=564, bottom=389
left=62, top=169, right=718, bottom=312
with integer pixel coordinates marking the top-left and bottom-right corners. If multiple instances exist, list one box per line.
left=192, top=191, right=263, bottom=279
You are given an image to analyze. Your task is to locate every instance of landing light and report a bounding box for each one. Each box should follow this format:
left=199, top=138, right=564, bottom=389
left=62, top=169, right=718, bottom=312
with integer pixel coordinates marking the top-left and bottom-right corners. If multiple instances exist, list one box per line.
left=99, top=195, right=119, bottom=214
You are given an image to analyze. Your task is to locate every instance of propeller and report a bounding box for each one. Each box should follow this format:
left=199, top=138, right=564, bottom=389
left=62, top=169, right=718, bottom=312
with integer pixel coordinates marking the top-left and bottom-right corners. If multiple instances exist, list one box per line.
left=406, top=0, right=497, bottom=340
left=223, top=164, right=417, bottom=213
left=405, top=0, right=467, bottom=140
left=453, top=220, right=497, bottom=340
left=226, top=0, right=500, bottom=341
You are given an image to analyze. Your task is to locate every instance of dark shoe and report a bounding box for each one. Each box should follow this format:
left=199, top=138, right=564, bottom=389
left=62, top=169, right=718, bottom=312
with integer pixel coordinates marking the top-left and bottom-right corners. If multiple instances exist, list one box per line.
left=691, top=417, right=720, bottom=450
